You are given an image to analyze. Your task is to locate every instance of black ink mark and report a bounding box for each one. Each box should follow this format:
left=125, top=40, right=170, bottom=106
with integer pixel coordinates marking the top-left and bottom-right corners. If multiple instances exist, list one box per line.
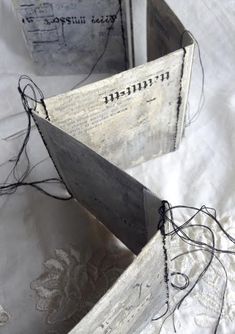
left=28, top=28, right=57, bottom=33
left=20, top=4, right=34, bottom=7
left=33, top=40, right=59, bottom=44
left=104, top=72, right=169, bottom=104
left=91, top=15, right=117, bottom=24
left=44, top=16, right=86, bottom=25
left=133, top=283, right=143, bottom=299
left=146, top=98, right=157, bottom=103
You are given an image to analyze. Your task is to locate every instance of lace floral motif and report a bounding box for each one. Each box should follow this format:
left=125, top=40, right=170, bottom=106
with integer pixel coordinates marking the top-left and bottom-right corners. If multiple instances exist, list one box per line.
left=31, top=244, right=133, bottom=334
left=193, top=217, right=235, bottom=330
left=0, top=305, right=10, bottom=327
left=171, top=214, right=235, bottom=333
left=148, top=213, right=235, bottom=334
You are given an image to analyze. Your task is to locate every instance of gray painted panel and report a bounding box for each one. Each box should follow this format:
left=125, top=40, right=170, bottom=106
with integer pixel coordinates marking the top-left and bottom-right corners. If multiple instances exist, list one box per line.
left=33, top=114, right=162, bottom=254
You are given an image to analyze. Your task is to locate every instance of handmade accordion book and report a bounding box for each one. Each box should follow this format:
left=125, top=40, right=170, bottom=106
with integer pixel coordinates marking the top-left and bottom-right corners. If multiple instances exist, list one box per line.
left=12, top=0, right=132, bottom=75
left=2, top=0, right=194, bottom=333
left=30, top=0, right=195, bottom=166
left=30, top=1, right=193, bottom=333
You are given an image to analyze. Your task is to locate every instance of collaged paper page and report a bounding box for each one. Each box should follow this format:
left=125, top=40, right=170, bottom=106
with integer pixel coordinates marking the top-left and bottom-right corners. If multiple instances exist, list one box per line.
left=37, top=42, right=194, bottom=170
left=36, top=0, right=194, bottom=169
left=12, top=0, right=130, bottom=75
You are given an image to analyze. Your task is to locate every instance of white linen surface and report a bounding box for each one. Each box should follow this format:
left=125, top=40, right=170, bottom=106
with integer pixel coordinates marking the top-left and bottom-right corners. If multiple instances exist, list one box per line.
left=0, top=0, right=235, bottom=333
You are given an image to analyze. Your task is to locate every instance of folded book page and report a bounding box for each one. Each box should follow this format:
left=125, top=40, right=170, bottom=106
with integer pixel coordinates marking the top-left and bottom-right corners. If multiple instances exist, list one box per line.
left=35, top=0, right=194, bottom=168
left=12, top=0, right=131, bottom=75
left=33, top=114, right=162, bottom=255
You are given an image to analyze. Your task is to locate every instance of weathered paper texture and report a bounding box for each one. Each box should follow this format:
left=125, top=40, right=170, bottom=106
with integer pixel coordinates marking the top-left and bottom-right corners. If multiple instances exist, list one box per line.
left=12, top=0, right=130, bottom=75
left=37, top=42, right=194, bottom=169
left=33, top=114, right=162, bottom=255
left=35, top=0, right=194, bottom=169
left=69, top=231, right=166, bottom=334
left=147, top=0, right=195, bottom=148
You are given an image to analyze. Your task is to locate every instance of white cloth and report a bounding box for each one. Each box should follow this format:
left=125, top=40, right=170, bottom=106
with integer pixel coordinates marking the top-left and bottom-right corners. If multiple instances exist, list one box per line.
left=0, top=0, right=235, bottom=333
left=129, top=1, right=235, bottom=333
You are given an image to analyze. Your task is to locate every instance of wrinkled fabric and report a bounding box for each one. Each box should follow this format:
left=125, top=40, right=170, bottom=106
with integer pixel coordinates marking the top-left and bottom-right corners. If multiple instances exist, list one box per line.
left=129, top=1, right=235, bottom=333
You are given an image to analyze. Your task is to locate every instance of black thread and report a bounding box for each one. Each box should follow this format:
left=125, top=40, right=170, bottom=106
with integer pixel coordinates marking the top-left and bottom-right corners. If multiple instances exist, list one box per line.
left=0, top=76, right=72, bottom=201
left=181, top=30, right=205, bottom=127
left=170, top=272, right=189, bottom=291
left=172, top=248, right=227, bottom=334
left=152, top=201, right=234, bottom=334
left=152, top=201, right=170, bottom=321
left=71, top=0, right=128, bottom=90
